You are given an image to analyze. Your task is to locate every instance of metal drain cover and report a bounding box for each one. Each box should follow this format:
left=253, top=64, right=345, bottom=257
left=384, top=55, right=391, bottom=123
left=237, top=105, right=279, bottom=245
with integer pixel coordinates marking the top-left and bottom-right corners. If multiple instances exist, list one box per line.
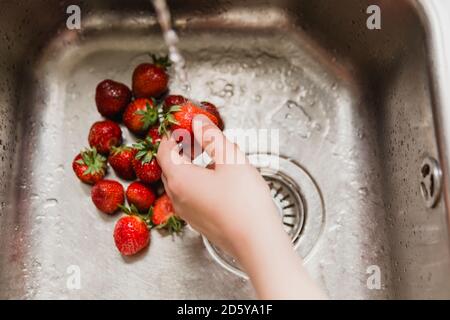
left=266, top=174, right=305, bottom=241
left=203, top=154, right=325, bottom=278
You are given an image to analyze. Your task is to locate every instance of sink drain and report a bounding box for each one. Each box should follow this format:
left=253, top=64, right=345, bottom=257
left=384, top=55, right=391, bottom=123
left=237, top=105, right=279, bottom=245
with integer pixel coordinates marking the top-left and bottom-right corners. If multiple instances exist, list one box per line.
left=266, top=173, right=305, bottom=241
left=203, top=154, right=325, bottom=278
left=420, top=156, right=442, bottom=208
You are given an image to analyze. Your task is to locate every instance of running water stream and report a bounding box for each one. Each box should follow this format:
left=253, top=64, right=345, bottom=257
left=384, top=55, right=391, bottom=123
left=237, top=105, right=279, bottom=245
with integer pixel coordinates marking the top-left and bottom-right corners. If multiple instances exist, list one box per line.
left=151, top=0, right=190, bottom=93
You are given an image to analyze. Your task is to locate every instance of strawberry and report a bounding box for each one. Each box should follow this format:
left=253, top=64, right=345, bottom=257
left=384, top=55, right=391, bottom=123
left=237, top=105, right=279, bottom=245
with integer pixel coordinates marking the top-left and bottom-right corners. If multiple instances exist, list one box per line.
left=200, top=101, right=224, bottom=130
left=147, top=127, right=162, bottom=145
left=95, top=79, right=132, bottom=119
left=126, top=181, right=156, bottom=212
left=164, top=95, right=187, bottom=109
left=123, top=98, right=159, bottom=135
left=152, top=193, right=184, bottom=233
left=132, top=137, right=162, bottom=183
left=72, top=148, right=107, bottom=185
left=132, top=55, right=170, bottom=98
left=133, top=159, right=162, bottom=184
left=91, top=179, right=125, bottom=214
left=160, top=101, right=219, bottom=136
left=108, top=146, right=137, bottom=180
left=114, top=213, right=150, bottom=256
left=88, top=120, right=122, bottom=154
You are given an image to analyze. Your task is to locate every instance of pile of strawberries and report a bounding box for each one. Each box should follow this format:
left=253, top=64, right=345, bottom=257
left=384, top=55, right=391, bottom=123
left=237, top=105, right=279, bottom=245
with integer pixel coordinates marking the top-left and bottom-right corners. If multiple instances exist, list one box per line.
left=72, top=55, right=224, bottom=256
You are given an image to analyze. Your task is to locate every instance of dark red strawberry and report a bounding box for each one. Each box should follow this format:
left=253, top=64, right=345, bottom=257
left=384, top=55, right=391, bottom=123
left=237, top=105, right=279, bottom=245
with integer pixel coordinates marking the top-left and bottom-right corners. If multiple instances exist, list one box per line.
left=147, top=127, right=162, bottom=145
left=164, top=95, right=187, bottom=109
left=91, top=179, right=125, bottom=214
left=108, top=146, right=137, bottom=180
left=132, top=137, right=162, bottom=184
left=123, top=98, right=158, bottom=135
left=72, top=148, right=107, bottom=185
left=88, top=120, right=122, bottom=154
left=200, top=101, right=224, bottom=130
left=161, top=101, right=219, bottom=136
left=114, top=214, right=150, bottom=256
left=152, top=193, right=184, bottom=233
left=126, top=181, right=156, bottom=212
left=133, top=160, right=162, bottom=184
left=95, top=79, right=132, bottom=119
left=132, top=55, right=170, bottom=98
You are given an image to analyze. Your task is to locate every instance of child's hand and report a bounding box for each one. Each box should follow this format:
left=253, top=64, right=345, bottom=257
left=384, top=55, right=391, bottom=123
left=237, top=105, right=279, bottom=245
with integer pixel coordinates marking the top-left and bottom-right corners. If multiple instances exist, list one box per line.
left=157, top=115, right=281, bottom=258
left=156, top=115, right=326, bottom=300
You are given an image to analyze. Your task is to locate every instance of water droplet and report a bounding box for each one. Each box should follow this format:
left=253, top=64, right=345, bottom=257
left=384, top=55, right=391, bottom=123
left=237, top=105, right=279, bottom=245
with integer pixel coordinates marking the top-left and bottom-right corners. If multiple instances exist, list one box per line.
left=44, top=198, right=58, bottom=208
left=358, top=187, right=369, bottom=196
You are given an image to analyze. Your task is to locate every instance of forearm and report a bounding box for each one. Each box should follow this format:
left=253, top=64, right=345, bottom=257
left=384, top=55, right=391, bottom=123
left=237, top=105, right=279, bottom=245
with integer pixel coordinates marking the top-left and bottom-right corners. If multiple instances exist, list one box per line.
left=235, top=218, right=327, bottom=300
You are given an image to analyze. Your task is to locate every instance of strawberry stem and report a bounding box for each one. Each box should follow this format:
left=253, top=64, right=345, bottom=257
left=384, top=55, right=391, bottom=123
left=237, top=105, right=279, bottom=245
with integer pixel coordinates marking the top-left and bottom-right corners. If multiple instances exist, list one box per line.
left=151, top=54, right=171, bottom=69
left=78, top=147, right=106, bottom=176
left=119, top=204, right=154, bottom=228
left=133, top=137, right=158, bottom=164
left=110, top=145, right=134, bottom=156
left=158, top=105, right=181, bottom=136
left=135, top=101, right=158, bottom=131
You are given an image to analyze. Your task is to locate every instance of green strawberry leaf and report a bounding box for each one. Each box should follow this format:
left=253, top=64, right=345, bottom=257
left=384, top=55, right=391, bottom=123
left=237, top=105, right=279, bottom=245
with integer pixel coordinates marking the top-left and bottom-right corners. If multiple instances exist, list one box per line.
left=143, top=152, right=154, bottom=164
left=133, top=138, right=158, bottom=164
left=133, top=102, right=159, bottom=131
left=135, top=150, right=147, bottom=160
left=168, top=105, right=182, bottom=113
left=79, top=147, right=106, bottom=176
left=151, top=54, right=172, bottom=69
left=156, top=216, right=185, bottom=234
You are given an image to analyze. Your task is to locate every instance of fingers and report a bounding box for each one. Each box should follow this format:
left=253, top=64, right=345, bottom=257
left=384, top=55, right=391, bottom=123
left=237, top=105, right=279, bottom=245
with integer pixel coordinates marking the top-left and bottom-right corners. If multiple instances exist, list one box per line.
left=192, top=115, right=224, bottom=161
left=192, top=115, right=226, bottom=165
left=157, top=133, right=207, bottom=190
left=160, top=172, right=174, bottom=199
left=192, top=115, right=246, bottom=167
left=156, top=134, right=191, bottom=179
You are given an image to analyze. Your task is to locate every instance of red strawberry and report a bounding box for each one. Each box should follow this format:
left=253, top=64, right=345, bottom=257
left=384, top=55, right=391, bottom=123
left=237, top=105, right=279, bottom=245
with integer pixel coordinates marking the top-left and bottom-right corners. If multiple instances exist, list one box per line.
left=161, top=101, right=219, bottom=136
left=72, top=148, right=107, bottom=185
left=95, top=79, right=132, bottom=118
left=108, top=146, right=137, bottom=180
left=114, top=214, right=150, bottom=256
left=133, top=159, right=162, bottom=184
left=132, top=137, right=162, bottom=183
left=123, top=98, right=158, bottom=135
left=88, top=120, right=122, bottom=154
left=91, top=179, right=125, bottom=214
left=164, top=95, right=187, bottom=109
left=147, top=127, right=162, bottom=145
left=132, top=55, right=170, bottom=98
left=152, top=193, right=184, bottom=233
left=200, top=101, right=225, bottom=130
left=126, top=182, right=156, bottom=212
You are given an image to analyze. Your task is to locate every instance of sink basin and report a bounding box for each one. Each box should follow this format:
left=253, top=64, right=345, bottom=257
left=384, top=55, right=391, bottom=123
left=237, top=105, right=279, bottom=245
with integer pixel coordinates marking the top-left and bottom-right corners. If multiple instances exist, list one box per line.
left=1, top=0, right=450, bottom=299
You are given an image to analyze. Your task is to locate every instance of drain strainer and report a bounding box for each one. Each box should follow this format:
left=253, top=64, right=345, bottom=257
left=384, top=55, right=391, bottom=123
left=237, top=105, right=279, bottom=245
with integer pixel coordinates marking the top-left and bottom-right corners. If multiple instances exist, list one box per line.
left=266, top=173, right=305, bottom=241
left=203, top=154, right=325, bottom=278
left=420, top=156, right=442, bottom=208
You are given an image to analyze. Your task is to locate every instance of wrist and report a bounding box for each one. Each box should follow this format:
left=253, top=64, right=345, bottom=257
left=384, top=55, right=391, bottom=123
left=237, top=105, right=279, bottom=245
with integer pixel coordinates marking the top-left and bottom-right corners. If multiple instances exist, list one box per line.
left=233, top=214, right=292, bottom=276
left=231, top=215, right=326, bottom=299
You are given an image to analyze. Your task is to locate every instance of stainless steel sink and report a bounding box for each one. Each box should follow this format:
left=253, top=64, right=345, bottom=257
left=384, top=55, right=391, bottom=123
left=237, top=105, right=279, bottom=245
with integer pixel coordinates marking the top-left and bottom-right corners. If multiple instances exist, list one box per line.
left=1, top=0, right=450, bottom=299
